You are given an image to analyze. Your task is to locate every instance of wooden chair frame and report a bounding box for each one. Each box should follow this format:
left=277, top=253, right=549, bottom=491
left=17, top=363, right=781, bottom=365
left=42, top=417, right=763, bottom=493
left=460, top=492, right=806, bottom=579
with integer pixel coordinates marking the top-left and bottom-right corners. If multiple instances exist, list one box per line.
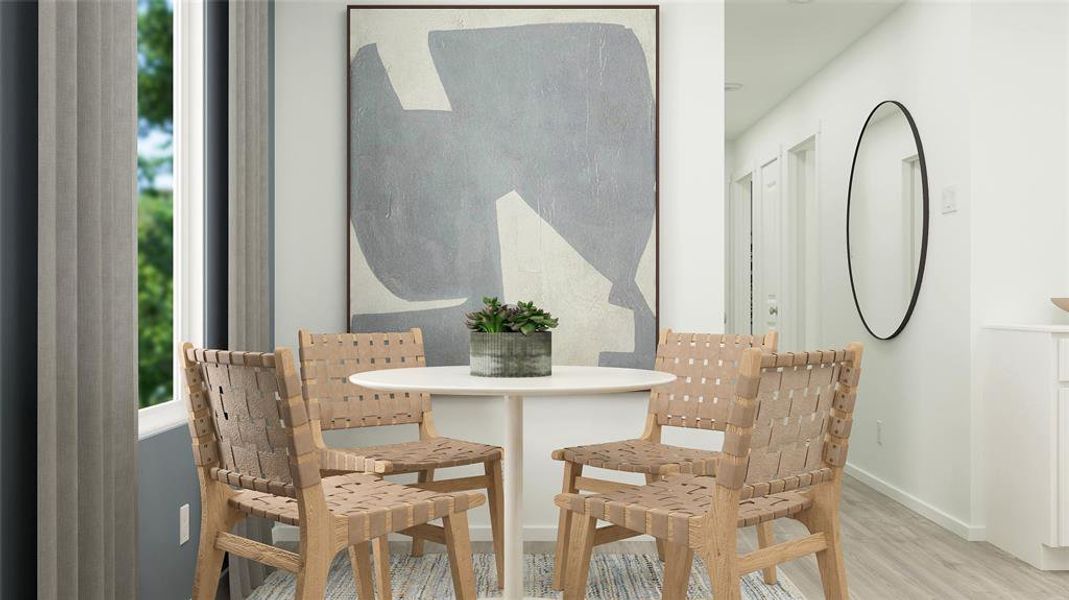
left=182, top=343, right=480, bottom=600
left=298, top=329, right=506, bottom=594
left=552, top=329, right=778, bottom=589
left=559, top=342, right=864, bottom=600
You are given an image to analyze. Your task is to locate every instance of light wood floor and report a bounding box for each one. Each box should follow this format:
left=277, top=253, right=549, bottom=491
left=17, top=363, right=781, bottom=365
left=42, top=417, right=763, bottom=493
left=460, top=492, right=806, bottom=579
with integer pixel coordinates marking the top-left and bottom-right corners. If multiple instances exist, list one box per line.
left=432, top=475, right=1069, bottom=599
left=739, top=475, right=1069, bottom=599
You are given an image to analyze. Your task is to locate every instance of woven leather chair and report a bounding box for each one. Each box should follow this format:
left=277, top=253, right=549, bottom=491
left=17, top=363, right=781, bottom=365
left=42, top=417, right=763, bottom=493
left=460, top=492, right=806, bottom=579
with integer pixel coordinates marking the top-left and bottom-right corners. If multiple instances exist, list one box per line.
left=556, top=343, right=864, bottom=600
left=550, top=329, right=777, bottom=589
left=298, top=329, right=505, bottom=594
left=182, top=343, right=482, bottom=600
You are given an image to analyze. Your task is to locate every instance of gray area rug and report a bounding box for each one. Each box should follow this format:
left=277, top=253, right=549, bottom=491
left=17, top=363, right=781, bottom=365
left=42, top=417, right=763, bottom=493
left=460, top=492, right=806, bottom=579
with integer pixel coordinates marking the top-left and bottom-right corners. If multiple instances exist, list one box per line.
left=248, top=553, right=804, bottom=599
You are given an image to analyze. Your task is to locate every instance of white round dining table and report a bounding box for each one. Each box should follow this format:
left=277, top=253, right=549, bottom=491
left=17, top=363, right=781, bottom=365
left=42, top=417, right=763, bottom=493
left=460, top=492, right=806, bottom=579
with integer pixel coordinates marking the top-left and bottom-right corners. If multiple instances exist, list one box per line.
left=349, top=365, right=676, bottom=600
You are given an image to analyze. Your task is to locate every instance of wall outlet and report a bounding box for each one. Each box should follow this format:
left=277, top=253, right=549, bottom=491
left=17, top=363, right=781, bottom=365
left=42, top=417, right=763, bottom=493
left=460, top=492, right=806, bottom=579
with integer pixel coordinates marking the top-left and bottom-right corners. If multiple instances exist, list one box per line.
left=941, top=187, right=958, bottom=214
left=179, top=503, right=190, bottom=545
left=876, top=420, right=884, bottom=446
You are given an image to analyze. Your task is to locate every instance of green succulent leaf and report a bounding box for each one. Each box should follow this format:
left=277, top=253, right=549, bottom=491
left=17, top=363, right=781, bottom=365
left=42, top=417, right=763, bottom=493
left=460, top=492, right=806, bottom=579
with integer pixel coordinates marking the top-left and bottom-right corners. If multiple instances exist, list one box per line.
left=465, top=297, right=559, bottom=334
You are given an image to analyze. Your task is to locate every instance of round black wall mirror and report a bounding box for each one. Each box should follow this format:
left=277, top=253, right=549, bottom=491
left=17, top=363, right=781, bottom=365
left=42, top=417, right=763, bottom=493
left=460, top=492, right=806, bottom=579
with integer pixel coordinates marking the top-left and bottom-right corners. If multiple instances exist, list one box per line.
left=846, top=100, right=929, bottom=340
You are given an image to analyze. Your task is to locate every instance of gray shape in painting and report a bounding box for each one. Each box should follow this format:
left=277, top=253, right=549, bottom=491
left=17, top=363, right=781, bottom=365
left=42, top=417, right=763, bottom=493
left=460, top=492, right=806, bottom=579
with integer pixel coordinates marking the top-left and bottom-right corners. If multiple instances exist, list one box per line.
left=350, top=22, right=655, bottom=367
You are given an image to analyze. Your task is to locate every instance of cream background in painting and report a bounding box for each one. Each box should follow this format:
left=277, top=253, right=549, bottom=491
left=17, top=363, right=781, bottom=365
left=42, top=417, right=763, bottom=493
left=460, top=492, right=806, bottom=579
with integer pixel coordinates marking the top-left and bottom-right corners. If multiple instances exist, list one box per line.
left=496, top=191, right=635, bottom=366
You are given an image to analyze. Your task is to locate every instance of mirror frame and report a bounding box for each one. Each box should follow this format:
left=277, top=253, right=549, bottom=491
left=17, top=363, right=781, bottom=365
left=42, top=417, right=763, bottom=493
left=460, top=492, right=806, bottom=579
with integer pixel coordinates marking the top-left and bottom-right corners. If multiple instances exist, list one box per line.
left=846, top=100, right=929, bottom=341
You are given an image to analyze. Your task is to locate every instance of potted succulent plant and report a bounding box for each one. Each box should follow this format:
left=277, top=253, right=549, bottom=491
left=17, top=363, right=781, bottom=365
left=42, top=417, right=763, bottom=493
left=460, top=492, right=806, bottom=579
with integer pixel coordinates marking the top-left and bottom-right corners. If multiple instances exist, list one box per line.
left=466, top=297, right=558, bottom=377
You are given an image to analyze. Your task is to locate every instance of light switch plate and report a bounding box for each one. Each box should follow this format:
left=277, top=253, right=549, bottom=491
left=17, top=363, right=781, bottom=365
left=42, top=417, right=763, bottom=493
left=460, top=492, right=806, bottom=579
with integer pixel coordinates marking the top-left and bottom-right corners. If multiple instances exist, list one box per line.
left=941, top=187, right=958, bottom=214
left=179, top=503, right=190, bottom=545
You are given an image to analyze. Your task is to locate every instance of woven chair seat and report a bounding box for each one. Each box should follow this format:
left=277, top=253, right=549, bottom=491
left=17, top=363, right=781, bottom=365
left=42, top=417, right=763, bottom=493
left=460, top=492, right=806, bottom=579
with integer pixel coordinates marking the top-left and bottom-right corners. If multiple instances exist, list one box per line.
left=551, top=439, right=720, bottom=476
left=555, top=475, right=812, bottom=546
left=230, top=472, right=485, bottom=545
left=321, top=437, right=503, bottom=475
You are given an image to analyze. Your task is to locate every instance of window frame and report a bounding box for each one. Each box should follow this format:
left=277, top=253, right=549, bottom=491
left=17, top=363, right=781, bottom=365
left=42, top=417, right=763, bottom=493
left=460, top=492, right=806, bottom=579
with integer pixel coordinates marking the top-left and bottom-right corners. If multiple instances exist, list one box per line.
left=139, top=0, right=203, bottom=439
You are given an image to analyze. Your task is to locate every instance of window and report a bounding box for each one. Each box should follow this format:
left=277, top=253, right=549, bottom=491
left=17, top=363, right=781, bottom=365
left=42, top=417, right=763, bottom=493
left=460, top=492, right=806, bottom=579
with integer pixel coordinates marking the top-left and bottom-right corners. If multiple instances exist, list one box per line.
left=139, top=0, right=203, bottom=437
left=137, top=0, right=174, bottom=409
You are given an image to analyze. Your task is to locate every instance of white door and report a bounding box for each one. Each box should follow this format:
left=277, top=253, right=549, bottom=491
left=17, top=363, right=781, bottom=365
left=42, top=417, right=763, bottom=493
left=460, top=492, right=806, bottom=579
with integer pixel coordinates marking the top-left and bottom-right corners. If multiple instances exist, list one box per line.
left=756, top=159, right=783, bottom=342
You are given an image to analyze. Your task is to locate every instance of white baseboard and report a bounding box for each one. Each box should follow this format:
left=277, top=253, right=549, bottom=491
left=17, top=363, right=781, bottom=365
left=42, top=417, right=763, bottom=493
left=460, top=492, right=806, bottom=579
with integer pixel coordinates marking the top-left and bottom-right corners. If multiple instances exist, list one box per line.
left=273, top=524, right=652, bottom=544
left=845, top=463, right=986, bottom=541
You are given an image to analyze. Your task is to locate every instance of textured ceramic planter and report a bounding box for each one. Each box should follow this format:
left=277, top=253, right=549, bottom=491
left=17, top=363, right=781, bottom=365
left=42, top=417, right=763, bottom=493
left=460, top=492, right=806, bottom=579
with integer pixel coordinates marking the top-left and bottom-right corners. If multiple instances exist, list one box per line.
left=469, top=331, right=552, bottom=377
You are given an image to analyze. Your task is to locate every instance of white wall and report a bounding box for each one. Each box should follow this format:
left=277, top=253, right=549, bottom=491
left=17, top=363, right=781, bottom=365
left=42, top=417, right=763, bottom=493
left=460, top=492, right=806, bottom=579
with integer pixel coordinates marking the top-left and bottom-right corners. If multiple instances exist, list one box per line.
left=728, top=2, right=976, bottom=534
left=274, top=0, right=725, bottom=538
left=967, top=1, right=1069, bottom=528
left=970, top=2, right=1069, bottom=328
left=729, top=1, right=1069, bottom=538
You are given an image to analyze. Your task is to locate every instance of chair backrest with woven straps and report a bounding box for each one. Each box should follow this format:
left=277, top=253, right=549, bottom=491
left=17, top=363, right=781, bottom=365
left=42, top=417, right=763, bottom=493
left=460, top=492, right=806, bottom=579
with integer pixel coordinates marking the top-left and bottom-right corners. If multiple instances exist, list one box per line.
left=180, top=343, right=321, bottom=501
left=645, top=329, right=778, bottom=438
left=297, top=329, right=431, bottom=433
left=715, top=343, right=864, bottom=500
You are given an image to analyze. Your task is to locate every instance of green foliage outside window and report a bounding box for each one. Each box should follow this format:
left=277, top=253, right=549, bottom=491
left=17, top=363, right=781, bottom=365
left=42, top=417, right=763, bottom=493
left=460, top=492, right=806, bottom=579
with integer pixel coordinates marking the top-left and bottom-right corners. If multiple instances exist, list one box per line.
left=138, top=0, right=173, bottom=138
left=138, top=191, right=174, bottom=407
left=138, top=0, right=174, bottom=408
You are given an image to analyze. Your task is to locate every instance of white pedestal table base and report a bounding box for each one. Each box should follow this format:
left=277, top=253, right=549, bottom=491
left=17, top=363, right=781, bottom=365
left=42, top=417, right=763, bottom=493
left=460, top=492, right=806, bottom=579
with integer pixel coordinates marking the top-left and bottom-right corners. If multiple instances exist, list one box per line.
left=499, top=393, right=548, bottom=600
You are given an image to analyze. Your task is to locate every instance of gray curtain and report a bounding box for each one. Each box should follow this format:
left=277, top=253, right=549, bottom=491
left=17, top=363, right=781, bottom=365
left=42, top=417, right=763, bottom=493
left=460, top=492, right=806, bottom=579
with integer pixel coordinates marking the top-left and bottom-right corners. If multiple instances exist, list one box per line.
left=228, top=1, right=273, bottom=597
left=228, top=0, right=270, bottom=354
left=36, top=1, right=139, bottom=599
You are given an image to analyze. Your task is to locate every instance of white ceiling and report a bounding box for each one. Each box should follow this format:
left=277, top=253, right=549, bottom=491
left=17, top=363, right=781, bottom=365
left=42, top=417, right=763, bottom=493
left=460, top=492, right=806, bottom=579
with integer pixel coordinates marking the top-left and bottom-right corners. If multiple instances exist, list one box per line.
left=726, top=0, right=904, bottom=140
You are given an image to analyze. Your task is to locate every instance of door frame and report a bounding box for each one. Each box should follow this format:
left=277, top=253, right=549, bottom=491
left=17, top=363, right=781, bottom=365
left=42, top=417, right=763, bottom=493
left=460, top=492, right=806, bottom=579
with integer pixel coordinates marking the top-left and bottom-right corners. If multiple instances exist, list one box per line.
left=785, top=129, right=822, bottom=349
left=726, top=166, right=754, bottom=335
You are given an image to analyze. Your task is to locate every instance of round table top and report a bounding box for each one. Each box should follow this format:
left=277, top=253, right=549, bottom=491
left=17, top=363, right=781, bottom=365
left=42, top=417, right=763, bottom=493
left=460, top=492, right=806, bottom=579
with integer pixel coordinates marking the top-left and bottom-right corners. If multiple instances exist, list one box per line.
left=349, top=365, right=676, bottom=397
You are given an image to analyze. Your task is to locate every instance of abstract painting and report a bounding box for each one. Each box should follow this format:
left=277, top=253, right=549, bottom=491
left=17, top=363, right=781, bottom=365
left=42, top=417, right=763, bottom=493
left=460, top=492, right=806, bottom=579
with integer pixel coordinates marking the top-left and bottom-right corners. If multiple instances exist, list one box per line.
left=348, top=6, right=658, bottom=368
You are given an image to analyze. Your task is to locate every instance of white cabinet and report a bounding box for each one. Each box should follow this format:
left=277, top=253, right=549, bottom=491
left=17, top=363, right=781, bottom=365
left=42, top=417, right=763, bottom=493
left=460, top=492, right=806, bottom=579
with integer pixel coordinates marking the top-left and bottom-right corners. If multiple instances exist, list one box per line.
left=980, top=325, right=1069, bottom=570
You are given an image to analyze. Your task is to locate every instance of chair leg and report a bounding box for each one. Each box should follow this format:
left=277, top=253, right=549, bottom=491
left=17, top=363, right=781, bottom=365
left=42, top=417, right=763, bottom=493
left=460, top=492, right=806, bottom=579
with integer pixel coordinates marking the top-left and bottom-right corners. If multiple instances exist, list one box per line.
left=552, top=461, right=583, bottom=590
left=704, top=523, right=741, bottom=600
left=296, top=554, right=332, bottom=600
left=798, top=483, right=849, bottom=600
left=296, top=536, right=333, bottom=600
left=372, top=536, right=393, bottom=600
left=485, top=459, right=506, bottom=589
left=443, top=511, right=477, bottom=600
left=813, top=510, right=849, bottom=600
left=563, top=514, right=597, bottom=600
left=411, top=469, right=435, bottom=557
left=349, top=542, right=375, bottom=600
left=661, top=541, right=693, bottom=600
left=646, top=473, right=666, bottom=562
left=756, top=521, right=778, bottom=585
left=191, top=512, right=228, bottom=600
